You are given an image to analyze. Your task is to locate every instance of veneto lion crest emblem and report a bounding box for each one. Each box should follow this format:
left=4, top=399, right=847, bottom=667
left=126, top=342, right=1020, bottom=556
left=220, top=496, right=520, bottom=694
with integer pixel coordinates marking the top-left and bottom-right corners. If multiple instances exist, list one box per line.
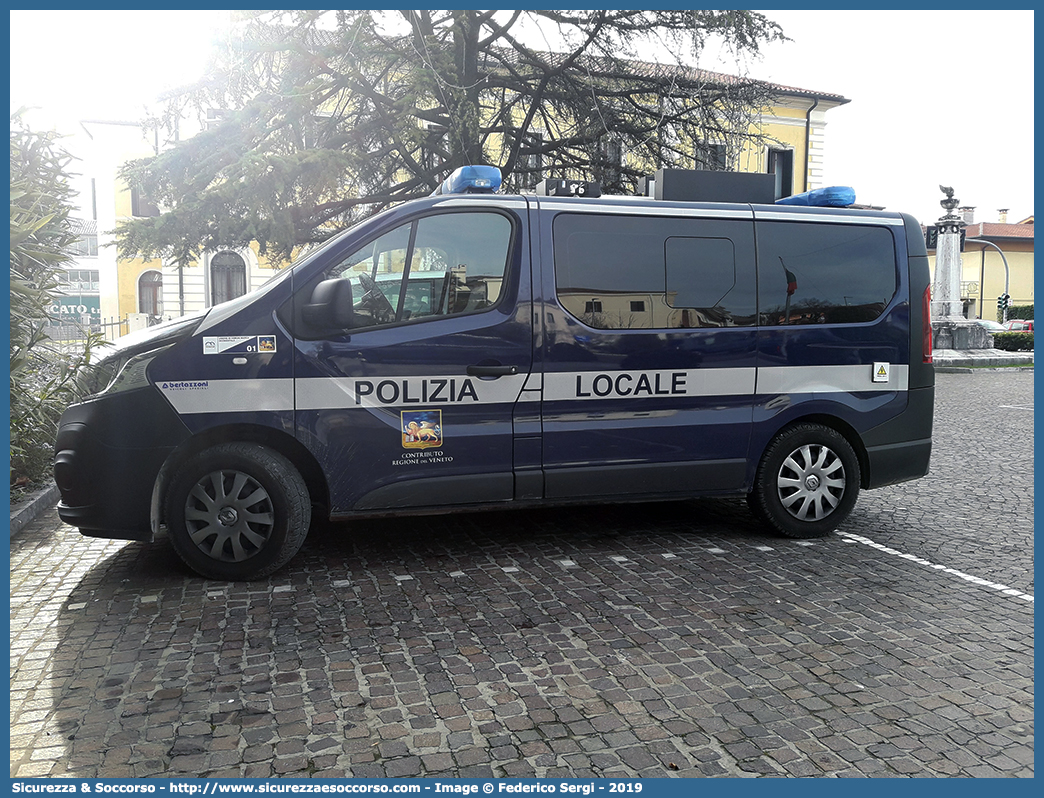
left=401, top=410, right=443, bottom=450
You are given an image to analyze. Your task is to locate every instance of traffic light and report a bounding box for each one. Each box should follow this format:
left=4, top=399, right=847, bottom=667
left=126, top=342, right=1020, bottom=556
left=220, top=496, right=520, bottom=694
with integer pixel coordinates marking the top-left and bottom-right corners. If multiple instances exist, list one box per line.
left=924, top=226, right=965, bottom=250
left=997, top=293, right=1011, bottom=309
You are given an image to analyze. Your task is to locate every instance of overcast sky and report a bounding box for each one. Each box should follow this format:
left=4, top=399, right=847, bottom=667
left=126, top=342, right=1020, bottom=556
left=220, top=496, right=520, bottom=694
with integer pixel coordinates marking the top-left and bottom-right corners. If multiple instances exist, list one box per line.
left=9, top=9, right=1034, bottom=225
left=751, top=9, right=1034, bottom=225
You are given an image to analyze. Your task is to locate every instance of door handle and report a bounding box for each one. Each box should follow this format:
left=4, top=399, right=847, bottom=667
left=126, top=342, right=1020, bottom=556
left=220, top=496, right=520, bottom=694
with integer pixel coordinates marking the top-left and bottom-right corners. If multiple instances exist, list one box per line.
left=466, top=364, right=519, bottom=377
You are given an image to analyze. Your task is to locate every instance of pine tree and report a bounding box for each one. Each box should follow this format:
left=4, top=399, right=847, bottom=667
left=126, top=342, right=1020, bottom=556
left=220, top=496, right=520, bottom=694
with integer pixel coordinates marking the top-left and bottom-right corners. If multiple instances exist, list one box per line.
left=118, top=10, right=785, bottom=264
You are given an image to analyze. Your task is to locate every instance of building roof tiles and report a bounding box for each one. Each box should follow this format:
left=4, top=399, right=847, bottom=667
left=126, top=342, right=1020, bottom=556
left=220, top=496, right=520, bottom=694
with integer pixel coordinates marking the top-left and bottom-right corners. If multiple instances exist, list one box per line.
left=964, top=222, right=1035, bottom=240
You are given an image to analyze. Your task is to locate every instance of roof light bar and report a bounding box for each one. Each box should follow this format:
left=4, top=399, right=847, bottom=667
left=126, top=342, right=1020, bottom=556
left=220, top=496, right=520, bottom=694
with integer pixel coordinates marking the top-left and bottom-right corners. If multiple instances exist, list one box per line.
left=433, top=165, right=502, bottom=196
left=775, top=186, right=856, bottom=207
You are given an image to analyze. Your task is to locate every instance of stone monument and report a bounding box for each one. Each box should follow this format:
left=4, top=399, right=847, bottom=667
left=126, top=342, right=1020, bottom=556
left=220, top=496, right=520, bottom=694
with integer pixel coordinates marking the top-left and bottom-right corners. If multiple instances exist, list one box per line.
left=931, top=185, right=991, bottom=350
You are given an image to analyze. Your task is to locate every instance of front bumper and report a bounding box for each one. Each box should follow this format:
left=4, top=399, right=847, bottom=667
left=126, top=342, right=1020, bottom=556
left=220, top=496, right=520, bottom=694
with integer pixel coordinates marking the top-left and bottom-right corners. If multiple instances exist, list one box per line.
left=54, top=387, right=190, bottom=541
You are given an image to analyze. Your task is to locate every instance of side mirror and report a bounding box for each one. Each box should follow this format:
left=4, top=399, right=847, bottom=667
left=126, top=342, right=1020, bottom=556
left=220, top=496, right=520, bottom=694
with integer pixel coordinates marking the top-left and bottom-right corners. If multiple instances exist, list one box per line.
left=302, top=278, right=354, bottom=330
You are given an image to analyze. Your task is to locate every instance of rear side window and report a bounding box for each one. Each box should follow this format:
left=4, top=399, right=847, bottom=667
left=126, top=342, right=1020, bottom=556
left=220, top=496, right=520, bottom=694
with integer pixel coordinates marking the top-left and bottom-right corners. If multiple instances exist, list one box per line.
left=757, top=222, right=897, bottom=325
left=326, top=211, right=512, bottom=329
left=553, top=213, right=756, bottom=328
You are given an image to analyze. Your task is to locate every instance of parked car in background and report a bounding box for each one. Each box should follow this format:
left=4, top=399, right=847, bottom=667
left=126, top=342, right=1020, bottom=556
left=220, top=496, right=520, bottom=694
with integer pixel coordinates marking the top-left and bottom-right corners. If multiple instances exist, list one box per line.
left=1003, top=319, right=1034, bottom=332
left=975, top=319, right=1007, bottom=334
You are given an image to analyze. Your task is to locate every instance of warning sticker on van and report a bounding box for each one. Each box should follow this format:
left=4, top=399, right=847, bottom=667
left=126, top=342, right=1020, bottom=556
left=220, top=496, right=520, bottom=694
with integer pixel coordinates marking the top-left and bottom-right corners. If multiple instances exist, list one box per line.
left=203, top=335, right=276, bottom=355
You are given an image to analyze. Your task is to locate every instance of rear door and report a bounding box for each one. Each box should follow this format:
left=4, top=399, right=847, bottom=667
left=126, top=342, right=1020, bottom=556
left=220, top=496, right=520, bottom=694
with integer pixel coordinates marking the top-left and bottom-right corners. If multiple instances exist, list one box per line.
left=293, top=201, right=533, bottom=514
left=750, top=213, right=912, bottom=474
left=537, top=204, right=759, bottom=499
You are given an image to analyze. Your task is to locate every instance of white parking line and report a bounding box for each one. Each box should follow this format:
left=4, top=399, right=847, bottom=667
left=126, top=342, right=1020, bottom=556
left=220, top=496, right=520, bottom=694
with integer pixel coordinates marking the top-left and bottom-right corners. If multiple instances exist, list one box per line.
left=838, top=531, right=1034, bottom=604
left=999, top=404, right=1033, bottom=411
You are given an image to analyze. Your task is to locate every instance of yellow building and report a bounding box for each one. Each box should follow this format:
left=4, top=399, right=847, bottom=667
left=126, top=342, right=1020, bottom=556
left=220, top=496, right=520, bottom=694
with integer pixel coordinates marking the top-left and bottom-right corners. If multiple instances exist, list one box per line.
left=927, top=211, right=1034, bottom=320
left=740, top=84, right=850, bottom=199
left=496, top=66, right=850, bottom=201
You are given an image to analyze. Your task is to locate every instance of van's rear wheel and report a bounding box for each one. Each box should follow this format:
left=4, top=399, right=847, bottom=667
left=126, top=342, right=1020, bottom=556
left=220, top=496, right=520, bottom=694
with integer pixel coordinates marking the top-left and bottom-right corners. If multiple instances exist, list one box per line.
left=748, top=424, right=860, bottom=538
left=166, top=443, right=311, bottom=580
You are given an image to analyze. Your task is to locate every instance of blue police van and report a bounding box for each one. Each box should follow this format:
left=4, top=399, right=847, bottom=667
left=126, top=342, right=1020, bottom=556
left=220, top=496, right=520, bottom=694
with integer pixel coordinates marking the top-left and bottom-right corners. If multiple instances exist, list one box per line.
left=54, top=166, right=935, bottom=580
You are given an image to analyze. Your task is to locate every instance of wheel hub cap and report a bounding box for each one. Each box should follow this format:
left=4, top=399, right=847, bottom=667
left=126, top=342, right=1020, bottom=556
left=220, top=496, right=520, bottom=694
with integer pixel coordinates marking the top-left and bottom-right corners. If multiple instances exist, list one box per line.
left=183, top=469, right=275, bottom=562
left=777, top=443, right=846, bottom=522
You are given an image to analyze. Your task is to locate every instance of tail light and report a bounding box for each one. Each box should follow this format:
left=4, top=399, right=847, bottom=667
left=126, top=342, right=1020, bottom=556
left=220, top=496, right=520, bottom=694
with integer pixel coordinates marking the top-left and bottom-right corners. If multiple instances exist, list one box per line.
left=922, top=285, right=933, bottom=363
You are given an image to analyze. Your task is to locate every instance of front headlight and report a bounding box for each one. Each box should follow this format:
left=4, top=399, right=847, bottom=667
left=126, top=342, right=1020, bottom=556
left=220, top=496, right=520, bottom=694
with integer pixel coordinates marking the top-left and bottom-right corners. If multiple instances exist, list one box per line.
left=73, top=313, right=206, bottom=401
left=102, top=349, right=164, bottom=395
left=77, top=344, right=172, bottom=400
left=75, top=356, right=121, bottom=397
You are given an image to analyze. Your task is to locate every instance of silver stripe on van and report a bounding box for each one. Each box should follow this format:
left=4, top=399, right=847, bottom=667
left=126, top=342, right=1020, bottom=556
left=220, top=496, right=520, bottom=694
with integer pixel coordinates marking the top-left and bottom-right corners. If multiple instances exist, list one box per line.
left=433, top=198, right=529, bottom=210
left=757, top=364, right=909, bottom=394
left=156, top=379, right=294, bottom=415
left=155, top=364, right=908, bottom=415
left=753, top=210, right=905, bottom=226
left=543, top=202, right=753, bottom=219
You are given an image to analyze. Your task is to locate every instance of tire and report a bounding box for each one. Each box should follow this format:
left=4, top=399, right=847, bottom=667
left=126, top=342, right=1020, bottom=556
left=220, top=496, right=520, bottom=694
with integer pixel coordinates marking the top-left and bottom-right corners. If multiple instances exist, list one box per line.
left=166, top=443, right=311, bottom=580
left=747, top=423, right=860, bottom=539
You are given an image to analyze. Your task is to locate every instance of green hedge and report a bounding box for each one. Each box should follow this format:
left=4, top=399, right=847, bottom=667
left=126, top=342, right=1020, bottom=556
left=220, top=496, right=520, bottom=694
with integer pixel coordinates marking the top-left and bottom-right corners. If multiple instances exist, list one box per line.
left=1006, top=304, right=1034, bottom=321
left=993, top=332, right=1034, bottom=351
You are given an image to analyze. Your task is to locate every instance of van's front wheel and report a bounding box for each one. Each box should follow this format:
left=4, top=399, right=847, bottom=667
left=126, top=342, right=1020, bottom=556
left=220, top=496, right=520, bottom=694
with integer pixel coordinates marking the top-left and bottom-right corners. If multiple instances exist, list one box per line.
left=748, top=424, right=860, bottom=538
left=166, top=443, right=311, bottom=580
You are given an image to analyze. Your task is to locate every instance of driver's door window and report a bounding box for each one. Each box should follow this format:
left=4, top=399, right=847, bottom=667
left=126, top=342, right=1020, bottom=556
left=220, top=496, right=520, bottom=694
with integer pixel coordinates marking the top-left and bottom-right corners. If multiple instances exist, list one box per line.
left=326, top=212, right=512, bottom=330
left=327, top=224, right=409, bottom=327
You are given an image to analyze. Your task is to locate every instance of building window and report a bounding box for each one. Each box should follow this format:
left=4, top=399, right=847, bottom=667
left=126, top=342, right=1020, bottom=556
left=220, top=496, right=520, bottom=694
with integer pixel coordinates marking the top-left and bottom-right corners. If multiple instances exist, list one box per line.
left=210, top=251, right=247, bottom=306
left=138, top=270, right=163, bottom=317
left=130, top=186, right=160, bottom=217
left=519, top=131, right=544, bottom=190
left=585, top=300, right=604, bottom=314
left=630, top=301, right=646, bottom=312
left=695, top=142, right=727, bottom=171
left=68, top=218, right=99, bottom=257
left=69, top=234, right=98, bottom=257
left=597, top=138, right=624, bottom=187
left=59, top=269, right=100, bottom=292
left=205, top=108, right=227, bottom=131
left=421, top=125, right=448, bottom=175
left=768, top=148, right=794, bottom=200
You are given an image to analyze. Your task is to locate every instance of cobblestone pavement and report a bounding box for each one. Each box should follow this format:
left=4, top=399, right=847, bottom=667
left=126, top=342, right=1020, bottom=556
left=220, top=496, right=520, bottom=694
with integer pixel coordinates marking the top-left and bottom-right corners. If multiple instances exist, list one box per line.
left=10, top=372, right=1033, bottom=778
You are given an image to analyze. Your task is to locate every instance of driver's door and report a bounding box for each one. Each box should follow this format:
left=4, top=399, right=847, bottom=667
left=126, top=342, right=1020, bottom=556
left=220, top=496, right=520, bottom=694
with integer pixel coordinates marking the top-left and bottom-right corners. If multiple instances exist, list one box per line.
left=293, top=206, right=533, bottom=515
